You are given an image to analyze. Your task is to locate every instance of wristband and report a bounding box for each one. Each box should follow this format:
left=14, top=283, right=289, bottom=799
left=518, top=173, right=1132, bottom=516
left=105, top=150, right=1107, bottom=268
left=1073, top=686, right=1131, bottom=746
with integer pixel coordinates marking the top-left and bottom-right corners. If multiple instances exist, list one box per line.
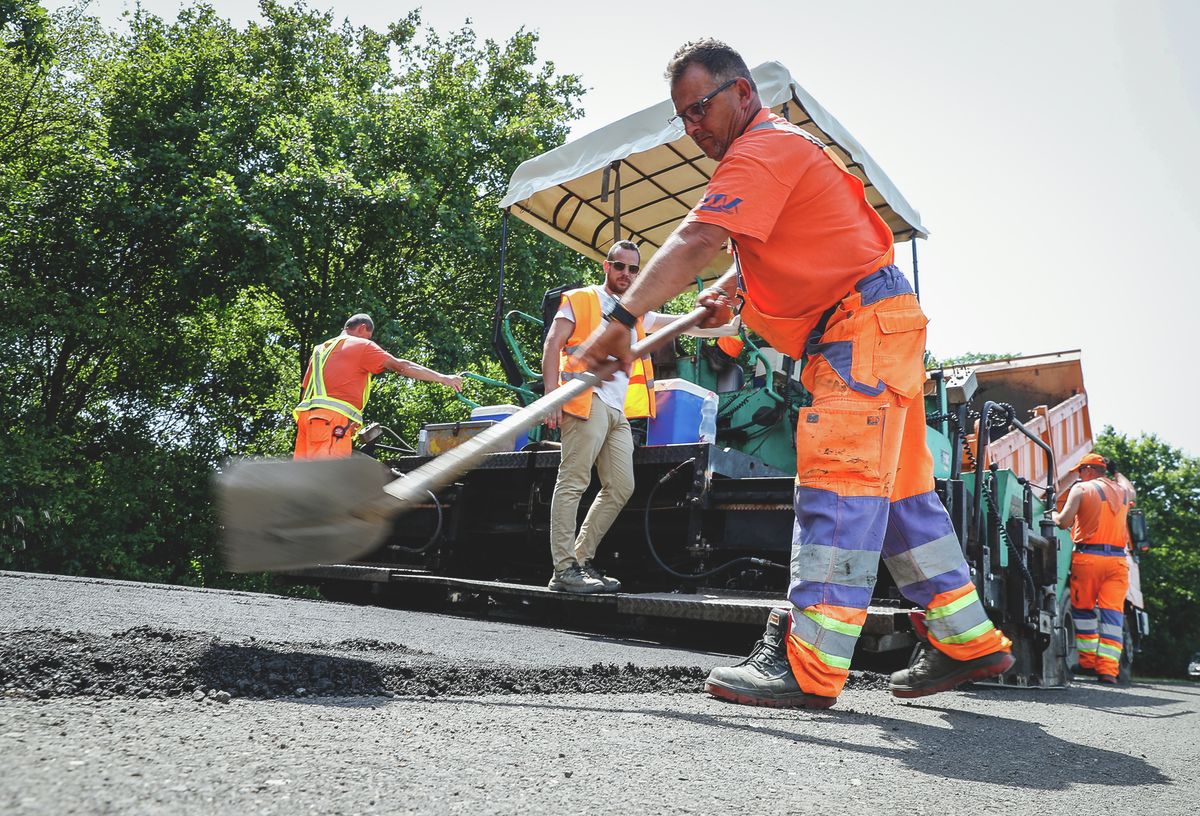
left=605, top=300, right=638, bottom=329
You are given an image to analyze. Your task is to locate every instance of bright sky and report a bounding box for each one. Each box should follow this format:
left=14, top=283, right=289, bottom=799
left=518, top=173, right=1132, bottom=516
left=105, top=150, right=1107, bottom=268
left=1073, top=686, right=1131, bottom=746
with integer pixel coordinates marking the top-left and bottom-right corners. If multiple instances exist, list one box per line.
left=60, top=0, right=1200, bottom=455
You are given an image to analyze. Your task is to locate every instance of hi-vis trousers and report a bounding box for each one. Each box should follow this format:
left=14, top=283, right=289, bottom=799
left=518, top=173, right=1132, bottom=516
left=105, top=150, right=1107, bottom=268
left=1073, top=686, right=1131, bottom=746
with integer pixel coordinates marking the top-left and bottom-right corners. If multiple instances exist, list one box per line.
left=786, top=268, right=1012, bottom=697
left=294, top=407, right=357, bottom=460
left=1070, top=548, right=1129, bottom=677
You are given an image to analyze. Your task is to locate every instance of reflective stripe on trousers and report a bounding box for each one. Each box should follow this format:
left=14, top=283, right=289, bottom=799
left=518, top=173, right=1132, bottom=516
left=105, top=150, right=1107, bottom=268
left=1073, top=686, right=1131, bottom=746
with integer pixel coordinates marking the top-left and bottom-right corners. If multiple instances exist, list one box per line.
left=785, top=279, right=1011, bottom=698
left=1070, top=551, right=1129, bottom=676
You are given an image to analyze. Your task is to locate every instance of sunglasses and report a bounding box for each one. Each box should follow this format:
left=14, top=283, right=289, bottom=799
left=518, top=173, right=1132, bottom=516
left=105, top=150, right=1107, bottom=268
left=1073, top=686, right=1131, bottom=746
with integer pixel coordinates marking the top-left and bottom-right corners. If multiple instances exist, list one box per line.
left=607, top=260, right=640, bottom=273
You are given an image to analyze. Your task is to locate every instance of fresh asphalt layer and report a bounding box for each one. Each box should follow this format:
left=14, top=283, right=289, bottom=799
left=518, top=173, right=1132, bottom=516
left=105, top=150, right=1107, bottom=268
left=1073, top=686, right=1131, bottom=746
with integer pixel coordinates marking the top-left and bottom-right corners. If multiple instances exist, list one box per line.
left=1, top=571, right=1197, bottom=815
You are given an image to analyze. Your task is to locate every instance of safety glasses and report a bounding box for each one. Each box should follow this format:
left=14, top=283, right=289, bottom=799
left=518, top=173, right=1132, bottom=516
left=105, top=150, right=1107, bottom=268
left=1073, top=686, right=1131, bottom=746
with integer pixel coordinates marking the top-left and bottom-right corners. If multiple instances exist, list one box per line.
left=668, top=78, right=738, bottom=129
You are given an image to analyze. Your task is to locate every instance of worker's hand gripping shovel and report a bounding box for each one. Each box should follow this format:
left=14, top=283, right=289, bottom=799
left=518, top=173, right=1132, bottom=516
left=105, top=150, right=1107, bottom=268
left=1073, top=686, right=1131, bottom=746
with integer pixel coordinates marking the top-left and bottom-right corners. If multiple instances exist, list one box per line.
left=216, top=307, right=709, bottom=572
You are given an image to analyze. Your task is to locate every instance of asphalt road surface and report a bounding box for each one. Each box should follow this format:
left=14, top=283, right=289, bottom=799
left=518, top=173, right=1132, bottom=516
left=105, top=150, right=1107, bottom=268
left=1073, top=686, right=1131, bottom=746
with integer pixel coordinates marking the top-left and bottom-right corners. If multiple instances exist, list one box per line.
left=1, top=571, right=1197, bottom=815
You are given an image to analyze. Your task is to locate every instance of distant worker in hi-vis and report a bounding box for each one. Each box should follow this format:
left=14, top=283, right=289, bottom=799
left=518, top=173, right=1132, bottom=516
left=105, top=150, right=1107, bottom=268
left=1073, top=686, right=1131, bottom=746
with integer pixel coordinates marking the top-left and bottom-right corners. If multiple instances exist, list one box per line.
left=293, top=314, right=462, bottom=460
left=542, top=242, right=736, bottom=594
left=1053, top=453, right=1135, bottom=683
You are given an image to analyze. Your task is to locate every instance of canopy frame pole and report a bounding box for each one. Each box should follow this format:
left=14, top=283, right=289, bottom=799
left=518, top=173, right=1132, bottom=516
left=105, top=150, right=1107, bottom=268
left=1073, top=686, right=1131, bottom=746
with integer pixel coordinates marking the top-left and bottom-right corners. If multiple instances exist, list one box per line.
left=612, top=160, right=622, bottom=245
left=491, top=208, right=524, bottom=386
left=495, top=208, right=509, bottom=318
left=911, top=235, right=921, bottom=301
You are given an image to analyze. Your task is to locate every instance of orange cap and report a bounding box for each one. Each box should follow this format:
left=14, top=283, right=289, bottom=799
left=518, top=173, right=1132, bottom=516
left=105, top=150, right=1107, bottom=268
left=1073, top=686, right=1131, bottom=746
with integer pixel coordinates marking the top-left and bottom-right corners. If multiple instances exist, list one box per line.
left=1075, top=452, right=1107, bottom=470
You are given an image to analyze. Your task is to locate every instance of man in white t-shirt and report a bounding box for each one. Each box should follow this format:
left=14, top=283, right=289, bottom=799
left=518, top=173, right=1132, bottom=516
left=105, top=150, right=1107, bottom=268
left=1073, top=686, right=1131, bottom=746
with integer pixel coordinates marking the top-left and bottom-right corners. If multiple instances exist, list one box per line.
left=541, top=240, right=735, bottom=593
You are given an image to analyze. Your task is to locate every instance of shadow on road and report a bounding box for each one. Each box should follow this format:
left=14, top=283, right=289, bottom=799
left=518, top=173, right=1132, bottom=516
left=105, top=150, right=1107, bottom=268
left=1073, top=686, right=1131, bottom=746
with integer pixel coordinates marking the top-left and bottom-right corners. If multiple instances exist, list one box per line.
left=960, top=683, right=1196, bottom=719
left=195, top=643, right=395, bottom=700
left=419, top=696, right=1172, bottom=790
left=1135, top=681, right=1200, bottom=698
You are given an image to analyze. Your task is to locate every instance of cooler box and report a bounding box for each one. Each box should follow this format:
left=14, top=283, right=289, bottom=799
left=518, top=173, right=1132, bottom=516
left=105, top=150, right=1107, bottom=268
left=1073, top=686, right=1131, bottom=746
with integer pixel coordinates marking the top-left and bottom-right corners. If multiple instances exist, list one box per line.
left=469, top=404, right=529, bottom=451
left=647, top=379, right=717, bottom=446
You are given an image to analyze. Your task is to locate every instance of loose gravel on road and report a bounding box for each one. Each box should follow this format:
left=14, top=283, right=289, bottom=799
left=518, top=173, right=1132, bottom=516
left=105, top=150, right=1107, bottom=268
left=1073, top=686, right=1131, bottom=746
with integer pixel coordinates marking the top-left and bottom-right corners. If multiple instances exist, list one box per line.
left=0, top=626, right=714, bottom=700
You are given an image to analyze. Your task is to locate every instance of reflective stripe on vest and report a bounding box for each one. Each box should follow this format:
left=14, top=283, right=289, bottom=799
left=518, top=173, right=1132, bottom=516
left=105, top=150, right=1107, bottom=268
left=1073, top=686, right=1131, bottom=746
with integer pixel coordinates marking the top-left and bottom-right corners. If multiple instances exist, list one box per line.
left=558, top=288, right=656, bottom=419
left=293, top=335, right=371, bottom=425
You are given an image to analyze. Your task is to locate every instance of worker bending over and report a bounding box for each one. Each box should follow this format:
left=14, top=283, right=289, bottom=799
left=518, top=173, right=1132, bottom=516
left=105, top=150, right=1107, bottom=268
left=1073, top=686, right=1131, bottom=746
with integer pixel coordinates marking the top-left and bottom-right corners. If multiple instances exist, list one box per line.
left=1053, top=453, right=1135, bottom=683
left=577, top=40, right=1013, bottom=706
left=294, top=313, right=462, bottom=460
left=542, top=241, right=736, bottom=594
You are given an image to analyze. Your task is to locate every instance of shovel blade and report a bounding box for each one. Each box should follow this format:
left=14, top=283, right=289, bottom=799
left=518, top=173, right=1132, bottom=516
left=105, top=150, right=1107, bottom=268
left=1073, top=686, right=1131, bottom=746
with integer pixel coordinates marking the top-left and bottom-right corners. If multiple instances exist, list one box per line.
left=215, top=456, right=395, bottom=572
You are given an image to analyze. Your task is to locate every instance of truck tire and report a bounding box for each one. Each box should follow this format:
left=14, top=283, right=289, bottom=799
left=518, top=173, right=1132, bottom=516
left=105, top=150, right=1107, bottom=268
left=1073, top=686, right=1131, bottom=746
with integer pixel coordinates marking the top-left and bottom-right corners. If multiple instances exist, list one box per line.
left=1059, top=595, right=1080, bottom=678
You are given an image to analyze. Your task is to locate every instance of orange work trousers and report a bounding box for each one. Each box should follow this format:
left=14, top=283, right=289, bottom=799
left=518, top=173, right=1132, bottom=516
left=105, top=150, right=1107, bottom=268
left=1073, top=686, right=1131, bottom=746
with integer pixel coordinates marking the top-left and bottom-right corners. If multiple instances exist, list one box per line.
left=1069, top=551, right=1129, bottom=677
left=784, top=266, right=1012, bottom=698
left=293, top=408, right=357, bottom=460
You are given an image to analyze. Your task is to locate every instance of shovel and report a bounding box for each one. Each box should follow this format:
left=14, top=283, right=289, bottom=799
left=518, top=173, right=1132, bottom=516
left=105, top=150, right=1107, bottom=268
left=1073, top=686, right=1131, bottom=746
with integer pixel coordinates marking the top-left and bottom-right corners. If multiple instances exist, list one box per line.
left=217, top=306, right=709, bottom=572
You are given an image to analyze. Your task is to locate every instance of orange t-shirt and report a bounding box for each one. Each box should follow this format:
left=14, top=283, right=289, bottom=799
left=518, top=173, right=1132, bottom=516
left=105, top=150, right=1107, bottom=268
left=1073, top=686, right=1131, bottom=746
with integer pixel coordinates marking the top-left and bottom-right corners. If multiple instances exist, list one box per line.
left=687, top=108, right=894, bottom=333
left=300, top=336, right=392, bottom=411
left=1071, top=477, right=1131, bottom=547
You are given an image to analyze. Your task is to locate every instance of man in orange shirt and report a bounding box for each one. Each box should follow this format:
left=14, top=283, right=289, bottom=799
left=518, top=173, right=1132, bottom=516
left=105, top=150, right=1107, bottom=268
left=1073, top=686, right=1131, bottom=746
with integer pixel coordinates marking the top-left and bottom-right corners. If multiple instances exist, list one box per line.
left=1053, top=452, right=1135, bottom=683
left=293, top=313, right=463, bottom=460
left=579, top=40, right=1013, bottom=708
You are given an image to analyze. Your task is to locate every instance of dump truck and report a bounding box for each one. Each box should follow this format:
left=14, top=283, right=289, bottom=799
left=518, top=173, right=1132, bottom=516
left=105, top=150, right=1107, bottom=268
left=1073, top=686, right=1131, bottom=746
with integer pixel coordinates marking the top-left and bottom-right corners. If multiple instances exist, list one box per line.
left=290, top=62, right=1149, bottom=685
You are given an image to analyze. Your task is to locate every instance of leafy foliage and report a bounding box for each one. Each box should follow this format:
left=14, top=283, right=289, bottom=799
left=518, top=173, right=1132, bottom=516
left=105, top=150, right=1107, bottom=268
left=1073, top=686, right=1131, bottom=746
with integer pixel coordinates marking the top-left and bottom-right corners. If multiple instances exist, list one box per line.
left=1094, top=428, right=1200, bottom=676
left=0, top=1, right=585, bottom=589
left=925, top=351, right=1019, bottom=369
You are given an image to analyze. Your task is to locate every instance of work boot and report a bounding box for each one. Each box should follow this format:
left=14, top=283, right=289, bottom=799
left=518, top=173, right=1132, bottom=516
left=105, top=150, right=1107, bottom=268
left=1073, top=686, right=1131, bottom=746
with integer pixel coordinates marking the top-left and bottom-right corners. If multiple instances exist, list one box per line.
left=547, top=564, right=605, bottom=594
left=580, top=560, right=621, bottom=593
left=889, top=645, right=1015, bottom=698
left=1097, top=674, right=1118, bottom=685
left=704, top=607, right=837, bottom=709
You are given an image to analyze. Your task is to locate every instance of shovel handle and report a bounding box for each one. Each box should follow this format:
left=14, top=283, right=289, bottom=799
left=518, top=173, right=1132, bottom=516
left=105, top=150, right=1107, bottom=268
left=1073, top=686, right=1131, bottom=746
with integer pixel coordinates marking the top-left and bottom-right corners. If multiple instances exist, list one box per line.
left=380, top=306, right=710, bottom=508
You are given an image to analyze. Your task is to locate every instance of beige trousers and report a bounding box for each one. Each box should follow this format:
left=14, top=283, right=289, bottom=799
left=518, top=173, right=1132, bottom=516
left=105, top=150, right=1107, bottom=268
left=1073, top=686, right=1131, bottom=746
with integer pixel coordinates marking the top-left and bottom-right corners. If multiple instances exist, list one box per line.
left=549, top=395, right=635, bottom=573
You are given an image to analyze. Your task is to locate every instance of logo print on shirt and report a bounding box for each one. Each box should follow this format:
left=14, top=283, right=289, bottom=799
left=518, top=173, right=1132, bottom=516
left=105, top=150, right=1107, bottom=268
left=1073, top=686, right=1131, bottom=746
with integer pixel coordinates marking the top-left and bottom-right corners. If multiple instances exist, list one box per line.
left=698, top=193, right=742, bottom=213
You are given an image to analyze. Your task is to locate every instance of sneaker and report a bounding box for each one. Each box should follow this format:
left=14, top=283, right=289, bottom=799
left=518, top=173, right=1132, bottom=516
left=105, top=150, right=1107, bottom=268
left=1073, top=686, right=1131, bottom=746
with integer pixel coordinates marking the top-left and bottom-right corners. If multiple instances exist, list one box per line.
left=704, top=608, right=837, bottom=709
left=889, top=646, right=1015, bottom=698
left=547, top=564, right=605, bottom=594
left=580, top=560, right=621, bottom=593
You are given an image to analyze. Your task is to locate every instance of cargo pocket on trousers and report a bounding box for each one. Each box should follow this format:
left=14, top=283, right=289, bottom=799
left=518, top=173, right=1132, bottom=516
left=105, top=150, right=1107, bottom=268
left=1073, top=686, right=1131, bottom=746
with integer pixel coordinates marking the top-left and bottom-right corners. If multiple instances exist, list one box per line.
left=307, top=417, right=332, bottom=445
left=795, top=406, right=886, bottom=496
left=872, top=307, right=929, bottom=399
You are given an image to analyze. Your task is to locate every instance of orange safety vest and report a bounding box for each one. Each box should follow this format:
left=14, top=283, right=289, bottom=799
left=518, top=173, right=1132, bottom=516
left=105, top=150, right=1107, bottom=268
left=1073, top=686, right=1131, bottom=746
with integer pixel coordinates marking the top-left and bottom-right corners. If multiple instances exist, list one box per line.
left=1070, top=477, right=1131, bottom=547
left=292, top=335, right=372, bottom=426
left=558, top=287, right=656, bottom=420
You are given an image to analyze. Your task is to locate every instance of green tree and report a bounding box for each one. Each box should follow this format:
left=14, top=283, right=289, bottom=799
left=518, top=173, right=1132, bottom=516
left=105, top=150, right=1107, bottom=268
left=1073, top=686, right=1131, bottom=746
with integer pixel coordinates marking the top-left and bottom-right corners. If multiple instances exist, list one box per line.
left=925, top=351, right=1018, bottom=369
left=1094, top=427, right=1200, bottom=676
left=0, top=1, right=586, bottom=589
left=0, top=0, right=72, bottom=164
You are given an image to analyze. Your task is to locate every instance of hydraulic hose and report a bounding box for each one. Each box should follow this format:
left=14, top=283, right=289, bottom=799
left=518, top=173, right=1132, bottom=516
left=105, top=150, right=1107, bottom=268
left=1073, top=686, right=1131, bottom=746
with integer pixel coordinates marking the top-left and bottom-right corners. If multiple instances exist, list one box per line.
left=991, top=477, right=1039, bottom=617
left=643, top=458, right=787, bottom=580
left=386, top=473, right=444, bottom=555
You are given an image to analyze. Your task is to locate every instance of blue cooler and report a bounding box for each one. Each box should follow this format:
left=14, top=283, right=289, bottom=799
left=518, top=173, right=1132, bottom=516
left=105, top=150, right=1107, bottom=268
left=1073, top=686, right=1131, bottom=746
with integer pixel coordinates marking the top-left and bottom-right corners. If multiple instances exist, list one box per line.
left=647, top=379, right=718, bottom=446
left=469, top=404, right=529, bottom=451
